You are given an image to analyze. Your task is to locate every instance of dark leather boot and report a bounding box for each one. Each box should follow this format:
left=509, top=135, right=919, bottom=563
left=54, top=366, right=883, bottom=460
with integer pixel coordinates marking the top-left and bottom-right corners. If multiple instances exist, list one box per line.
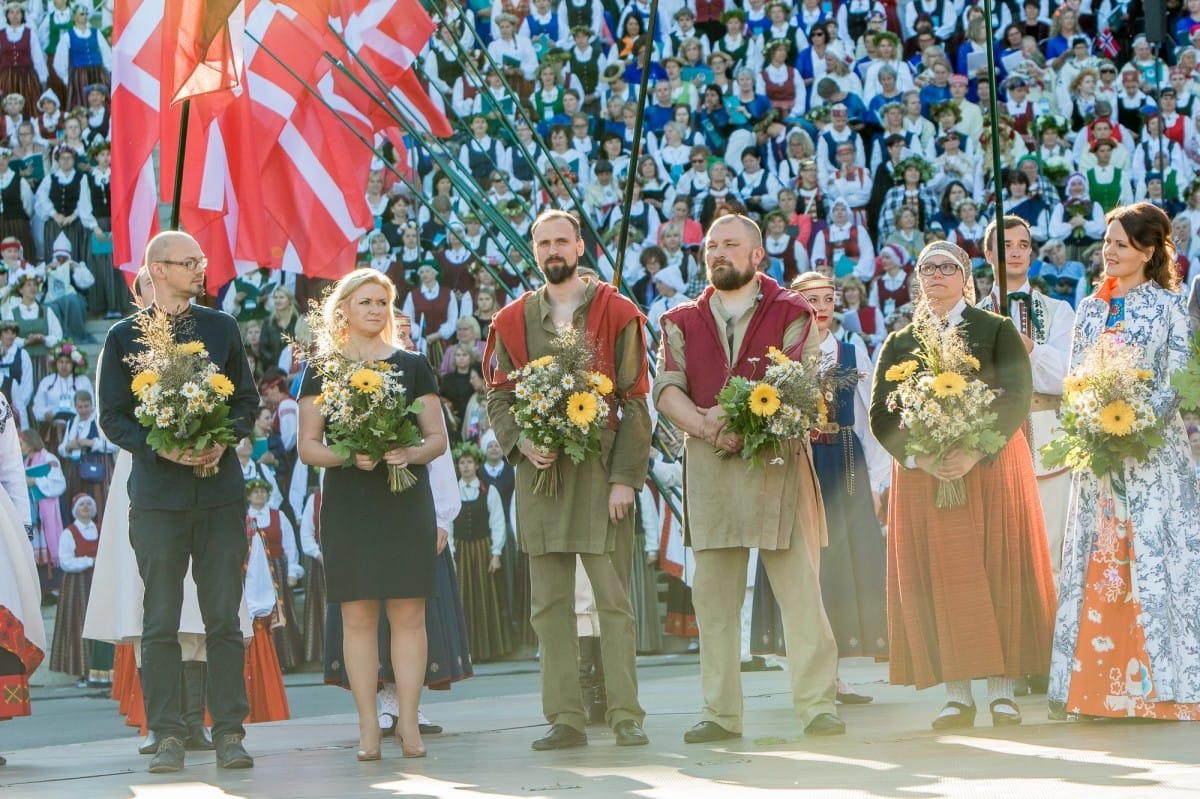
left=138, top=730, right=159, bottom=755
left=181, top=662, right=214, bottom=751
left=577, top=637, right=599, bottom=725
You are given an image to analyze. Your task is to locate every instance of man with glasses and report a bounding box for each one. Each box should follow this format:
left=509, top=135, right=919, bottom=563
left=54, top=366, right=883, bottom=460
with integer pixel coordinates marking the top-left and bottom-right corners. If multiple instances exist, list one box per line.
left=97, top=231, right=260, bottom=774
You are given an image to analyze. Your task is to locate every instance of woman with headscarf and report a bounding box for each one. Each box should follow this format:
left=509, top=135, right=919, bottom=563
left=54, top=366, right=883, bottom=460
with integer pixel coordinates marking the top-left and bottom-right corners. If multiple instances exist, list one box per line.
left=1048, top=172, right=1106, bottom=264
left=1049, top=203, right=1200, bottom=721
left=869, top=240, right=1057, bottom=730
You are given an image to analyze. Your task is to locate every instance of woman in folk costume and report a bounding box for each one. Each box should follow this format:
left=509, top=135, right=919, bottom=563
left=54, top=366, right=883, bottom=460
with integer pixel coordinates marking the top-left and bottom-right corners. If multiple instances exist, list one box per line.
left=83, top=268, right=251, bottom=756
left=752, top=272, right=889, bottom=704
left=869, top=240, right=1057, bottom=728
left=34, top=144, right=92, bottom=265
left=49, top=492, right=112, bottom=685
left=0, top=391, right=42, bottom=768
left=243, top=519, right=290, bottom=723
left=449, top=441, right=511, bottom=662
left=402, top=259, right=463, bottom=371
left=1049, top=203, right=1200, bottom=720
left=19, top=424, right=62, bottom=597
left=0, top=3, right=47, bottom=136
left=245, top=477, right=303, bottom=672
left=51, top=3, right=110, bottom=111
left=7, top=274, right=61, bottom=388
left=1048, top=172, right=1106, bottom=265
left=85, top=139, right=124, bottom=320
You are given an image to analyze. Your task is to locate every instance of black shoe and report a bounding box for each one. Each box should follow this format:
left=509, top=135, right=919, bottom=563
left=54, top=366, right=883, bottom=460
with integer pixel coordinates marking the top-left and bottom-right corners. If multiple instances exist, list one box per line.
left=185, top=725, right=214, bottom=752
left=1047, top=700, right=1069, bottom=721
left=148, top=736, right=185, bottom=774
left=530, top=724, right=587, bottom=751
left=835, top=691, right=873, bottom=705
left=1, top=754, right=7, bottom=766
left=418, top=722, right=443, bottom=735
left=931, top=701, right=977, bottom=730
left=989, top=698, right=1023, bottom=727
left=214, top=734, right=254, bottom=769
left=1027, top=674, right=1049, bottom=695
left=805, top=712, right=846, bottom=736
left=138, top=731, right=159, bottom=756
left=683, top=721, right=741, bottom=744
left=613, top=719, right=649, bottom=747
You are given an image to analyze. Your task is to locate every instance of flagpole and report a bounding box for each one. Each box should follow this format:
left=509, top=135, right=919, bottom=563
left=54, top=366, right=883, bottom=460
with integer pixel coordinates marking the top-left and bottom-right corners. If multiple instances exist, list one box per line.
left=612, top=0, right=660, bottom=291
left=982, top=0, right=1007, bottom=309
left=169, top=99, right=191, bottom=229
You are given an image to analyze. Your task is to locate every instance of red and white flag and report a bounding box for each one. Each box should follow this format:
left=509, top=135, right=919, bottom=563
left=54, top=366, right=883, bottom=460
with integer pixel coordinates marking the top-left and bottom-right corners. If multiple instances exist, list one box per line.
left=111, top=0, right=164, bottom=274
left=163, top=0, right=244, bottom=105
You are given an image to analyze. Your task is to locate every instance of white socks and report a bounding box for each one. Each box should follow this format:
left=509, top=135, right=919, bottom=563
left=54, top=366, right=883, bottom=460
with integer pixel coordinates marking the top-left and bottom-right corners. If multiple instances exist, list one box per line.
left=945, top=679, right=975, bottom=709
left=987, top=677, right=1019, bottom=714
left=377, top=682, right=399, bottom=718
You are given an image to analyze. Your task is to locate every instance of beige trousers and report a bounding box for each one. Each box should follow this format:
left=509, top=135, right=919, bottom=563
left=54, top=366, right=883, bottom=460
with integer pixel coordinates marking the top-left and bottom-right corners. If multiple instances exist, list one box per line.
left=693, top=544, right=838, bottom=732
left=528, top=520, right=644, bottom=732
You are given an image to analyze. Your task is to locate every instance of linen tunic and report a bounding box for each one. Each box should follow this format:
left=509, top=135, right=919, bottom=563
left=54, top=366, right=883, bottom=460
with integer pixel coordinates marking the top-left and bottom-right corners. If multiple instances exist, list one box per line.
left=486, top=279, right=652, bottom=556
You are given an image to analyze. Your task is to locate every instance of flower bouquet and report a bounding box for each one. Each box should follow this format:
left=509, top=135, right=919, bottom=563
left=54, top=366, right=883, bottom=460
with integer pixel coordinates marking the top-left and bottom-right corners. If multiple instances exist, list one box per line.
left=126, top=309, right=239, bottom=478
left=714, top=346, right=831, bottom=465
left=1041, top=335, right=1163, bottom=476
left=508, top=326, right=613, bottom=496
left=50, top=340, right=87, bottom=375
left=311, top=356, right=425, bottom=492
left=883, top=311, right=1006, bottom=507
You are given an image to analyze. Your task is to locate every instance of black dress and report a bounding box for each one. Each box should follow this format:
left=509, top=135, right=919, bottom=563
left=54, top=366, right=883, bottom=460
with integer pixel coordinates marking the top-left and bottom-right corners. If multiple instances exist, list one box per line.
left=298, top=349, right=439, bottom=602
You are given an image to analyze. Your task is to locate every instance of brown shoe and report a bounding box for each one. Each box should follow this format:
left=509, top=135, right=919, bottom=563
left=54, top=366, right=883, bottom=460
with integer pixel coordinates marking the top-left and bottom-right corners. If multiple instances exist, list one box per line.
left=214, top=733, right=254, bottom=769
left=148, top=736, right=185, bottom=774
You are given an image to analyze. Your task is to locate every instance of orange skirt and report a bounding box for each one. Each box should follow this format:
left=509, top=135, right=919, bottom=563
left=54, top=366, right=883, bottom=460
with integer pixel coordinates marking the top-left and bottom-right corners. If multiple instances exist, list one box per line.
left=887, top=433, right=1058, bottom=688
left=111, top=644, right=147, bottom=733
left=1066, top=481, right=1200, bottom=719
left=245, top=619, right=290, bottom=723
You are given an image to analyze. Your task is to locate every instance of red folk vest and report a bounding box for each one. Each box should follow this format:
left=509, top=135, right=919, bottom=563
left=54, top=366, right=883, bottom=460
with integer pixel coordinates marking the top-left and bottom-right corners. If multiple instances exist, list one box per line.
left=484, top=280, right=649, bottom=430
left=253, top=509, right=285, bottom=561
left=67, top=523, right=98, bottom=559
left=660, top=274, right=814, bottom=407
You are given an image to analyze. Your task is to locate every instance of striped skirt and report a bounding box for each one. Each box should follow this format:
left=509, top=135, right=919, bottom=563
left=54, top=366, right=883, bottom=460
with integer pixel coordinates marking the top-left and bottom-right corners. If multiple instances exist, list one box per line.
left=454, top=536, right=511, bottom=663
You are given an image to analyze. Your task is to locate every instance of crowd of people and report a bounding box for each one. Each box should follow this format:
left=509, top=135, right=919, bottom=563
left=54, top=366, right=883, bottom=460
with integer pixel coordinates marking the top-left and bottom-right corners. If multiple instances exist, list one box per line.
left=4, top=0, right=1200, bottom=778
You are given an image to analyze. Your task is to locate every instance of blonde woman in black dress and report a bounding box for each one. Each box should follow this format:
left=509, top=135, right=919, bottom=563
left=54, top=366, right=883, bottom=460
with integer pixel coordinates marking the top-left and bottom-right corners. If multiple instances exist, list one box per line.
left=297, top=270, right=446, bottom=762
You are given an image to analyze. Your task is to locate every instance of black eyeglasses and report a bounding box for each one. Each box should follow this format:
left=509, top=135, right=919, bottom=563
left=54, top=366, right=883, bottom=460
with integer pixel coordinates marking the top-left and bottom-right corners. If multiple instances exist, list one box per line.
left=159, top=257, right=208, bottom=272
left=917, top=261, right=961, bottom=276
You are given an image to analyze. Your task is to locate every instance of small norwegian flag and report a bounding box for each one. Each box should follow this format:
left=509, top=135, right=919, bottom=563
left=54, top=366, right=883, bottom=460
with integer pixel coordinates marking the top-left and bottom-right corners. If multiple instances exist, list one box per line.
left=1097, top=28, right=1120, bottom=58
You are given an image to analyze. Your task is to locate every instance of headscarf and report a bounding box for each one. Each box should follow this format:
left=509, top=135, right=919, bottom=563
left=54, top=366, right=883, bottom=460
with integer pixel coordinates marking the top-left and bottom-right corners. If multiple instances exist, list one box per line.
left=916, top=240, right=974, bottom=304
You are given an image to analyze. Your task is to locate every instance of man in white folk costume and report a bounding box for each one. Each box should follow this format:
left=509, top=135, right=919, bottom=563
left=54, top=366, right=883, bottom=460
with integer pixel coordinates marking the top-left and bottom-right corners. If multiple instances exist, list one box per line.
left=979, top=216, right=1074, bottom=582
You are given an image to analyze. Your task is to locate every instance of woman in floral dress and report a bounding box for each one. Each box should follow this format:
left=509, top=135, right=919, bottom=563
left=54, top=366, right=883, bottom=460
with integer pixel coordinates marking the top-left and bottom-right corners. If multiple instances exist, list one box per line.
left=1049, top=202, right=1200, bottom=720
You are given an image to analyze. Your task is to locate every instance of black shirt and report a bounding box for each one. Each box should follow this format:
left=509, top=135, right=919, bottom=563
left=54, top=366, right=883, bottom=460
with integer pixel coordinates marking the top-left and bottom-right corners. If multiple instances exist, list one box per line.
left=97, top=304, right=259, bottom=510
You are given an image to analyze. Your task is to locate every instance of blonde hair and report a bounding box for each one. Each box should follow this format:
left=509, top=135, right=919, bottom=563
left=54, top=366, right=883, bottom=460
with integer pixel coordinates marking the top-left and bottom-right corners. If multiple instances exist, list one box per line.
left=318, top=268, right=397, bottom=356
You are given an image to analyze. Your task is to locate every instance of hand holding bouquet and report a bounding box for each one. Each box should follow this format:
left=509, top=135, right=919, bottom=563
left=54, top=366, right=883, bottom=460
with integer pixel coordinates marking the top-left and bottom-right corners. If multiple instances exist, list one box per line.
left=884, top=312, right=1005, bottom=507
left=714, top=346, right=833, bottom=465
left=509, top=326, right=613, bottom=496
left=1042, top=335, right=1163, bottom=476
left=127, top=309, right=239, bottom=478
left=312, top=356, right=424, bottom=492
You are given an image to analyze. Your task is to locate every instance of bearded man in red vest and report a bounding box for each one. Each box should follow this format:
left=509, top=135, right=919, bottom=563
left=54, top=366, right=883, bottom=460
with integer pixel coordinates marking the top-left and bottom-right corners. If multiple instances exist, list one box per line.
left=654, top=214, right=844, bottom=742
left=484, top=210, right=652, bottom=750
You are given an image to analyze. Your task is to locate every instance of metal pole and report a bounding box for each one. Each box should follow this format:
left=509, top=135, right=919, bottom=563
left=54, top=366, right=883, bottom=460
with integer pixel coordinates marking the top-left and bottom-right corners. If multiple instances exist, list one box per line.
left=612, top=0, right=660, bottom=290
left=982, top=0, right=1007, bottom=309
left=169, top=99, right=191, bottom=230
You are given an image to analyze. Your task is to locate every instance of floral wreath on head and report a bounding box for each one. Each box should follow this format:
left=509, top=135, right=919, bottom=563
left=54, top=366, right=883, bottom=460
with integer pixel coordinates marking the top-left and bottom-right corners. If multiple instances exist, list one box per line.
left=245, top=477, right=272, bottom=496
left=51, top=340, right=87, bottom=375
left=804, top=104, right=830, bottom=124
left=893, top=155, right=933, bottom=184
left=931, top=100, right=961, bottom=122
left=452, top=441, right=484, bottom=465
left=1032, top=113, right=1069, bottom=138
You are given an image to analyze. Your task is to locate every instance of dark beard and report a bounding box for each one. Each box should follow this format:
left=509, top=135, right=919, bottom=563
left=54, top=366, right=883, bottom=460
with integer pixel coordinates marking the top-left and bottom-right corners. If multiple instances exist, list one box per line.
left=708, top=259, right=755, bottom=291
left=543, top=257, right=578, bottom=285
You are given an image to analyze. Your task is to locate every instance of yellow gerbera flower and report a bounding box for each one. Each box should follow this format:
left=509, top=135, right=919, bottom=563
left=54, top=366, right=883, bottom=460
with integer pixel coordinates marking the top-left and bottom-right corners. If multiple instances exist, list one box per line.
left=963, top=355, right=981, bottom=370
left=588, top=372, right=614, bottom=395
left=1062, top=374, right=1086, bottom=394
left=350, top=368, right=384, bottom=393
left=179, top=341, right=207, bottom=356
left=208, top=373, right=235, bottom=398
left=885, top=360, right=919, bottom=382
left=131, top=370, right=159, bottom=396
left=1099, top=400, right=1135, bottom=436
left=1134, top=369, right=1154, bottom=381
left=566, top=391, right=598, bottom=427
left=748, top=383, right=781, bottom=417
left=529, top=355, right=554, bottom=369
left=766, top=346, right=789, bottom=365
left=313, top=391, right=327, bottom=407
left=931, top=371, right=967, bottom=398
